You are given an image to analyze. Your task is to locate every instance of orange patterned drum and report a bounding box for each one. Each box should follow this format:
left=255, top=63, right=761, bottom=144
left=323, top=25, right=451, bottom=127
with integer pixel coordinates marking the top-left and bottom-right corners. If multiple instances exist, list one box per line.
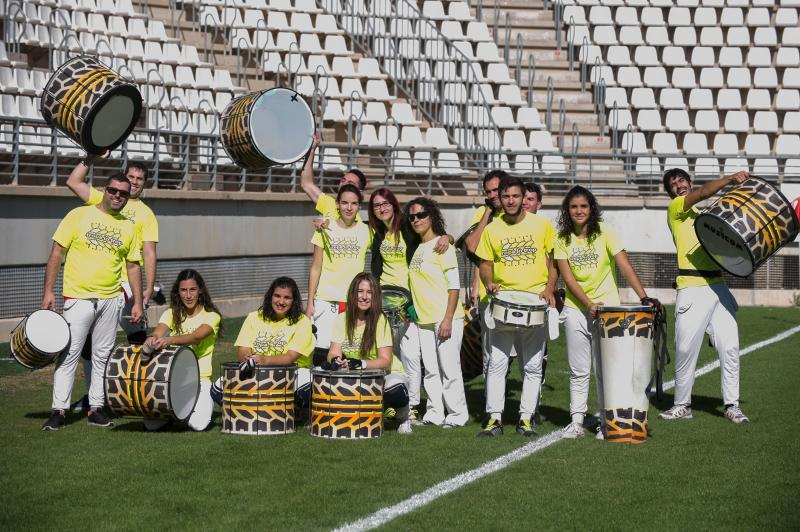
left=310, top=369, right=384, bottom=439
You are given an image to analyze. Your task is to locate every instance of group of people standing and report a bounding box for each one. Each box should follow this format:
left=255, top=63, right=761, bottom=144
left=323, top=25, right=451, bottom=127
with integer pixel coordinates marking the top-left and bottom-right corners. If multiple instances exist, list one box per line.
left=39, top=137, right=751, bottom=437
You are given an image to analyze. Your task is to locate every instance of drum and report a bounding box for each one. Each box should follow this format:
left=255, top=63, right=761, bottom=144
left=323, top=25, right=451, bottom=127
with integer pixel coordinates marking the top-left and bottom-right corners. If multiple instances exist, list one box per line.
left=40, top=56, right=142, bottom=154
left=490, top=290, right=547, bottom=328
left=597, top=304, right=655, bottom=444
left=219, top=87, right=315, bottom=170
left=460, top=306, right=483, bottom=382
left=381, top=285, right=411, bottom=336
left=104, top=345, right=200, bottom=422
left=221, top=363, right=296, bottom=436
left=9, top=310, right=70, bottom=369
left=695, top=176, right=800, bottom=277
left=310, top=369, right=385, bottom=439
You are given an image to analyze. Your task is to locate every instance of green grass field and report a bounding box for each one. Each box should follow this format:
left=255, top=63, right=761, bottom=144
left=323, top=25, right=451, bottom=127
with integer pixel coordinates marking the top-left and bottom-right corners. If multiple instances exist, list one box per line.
left=2, top=306, right=799, bottom=531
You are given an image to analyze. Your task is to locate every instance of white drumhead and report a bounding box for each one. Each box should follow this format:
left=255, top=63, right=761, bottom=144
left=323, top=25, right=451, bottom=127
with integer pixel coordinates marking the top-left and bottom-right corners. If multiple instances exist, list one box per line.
left=90, top=94, right=136, bottom=146
left=494, top=290, right=544, bottom=306
left=25, top=310, right=70, bottom=354
left=695, top=214, right=752, bottom=277
left=168, top=347, right=200, bottom=421
left=251, top=88, right=315, bottom=164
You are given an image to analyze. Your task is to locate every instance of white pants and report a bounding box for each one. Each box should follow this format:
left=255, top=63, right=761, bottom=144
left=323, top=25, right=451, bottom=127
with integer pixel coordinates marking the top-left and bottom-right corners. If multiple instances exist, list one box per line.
left=485, top=323, right=547, bottom=419
left=312, top=299, right=341, bottom=349
left=53, top=295, right=124, bottom=410
left=674, top=284, right=740, bottom=407
left=562, top=306, right=604, bottom=424
left=144, top=379, right=214, bottom=432
left=405, top=319, right=468, bottom=426
left=396, top=321, right=423, bottom=407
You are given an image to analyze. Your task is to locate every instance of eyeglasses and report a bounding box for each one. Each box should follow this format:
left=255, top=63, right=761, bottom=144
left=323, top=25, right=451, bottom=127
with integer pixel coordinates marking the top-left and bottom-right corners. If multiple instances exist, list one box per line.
left=105, top=186, right=130, bottom=198
left=407, top=211, right=430, bottom=222
left=373, top=201, right=392, bottom=211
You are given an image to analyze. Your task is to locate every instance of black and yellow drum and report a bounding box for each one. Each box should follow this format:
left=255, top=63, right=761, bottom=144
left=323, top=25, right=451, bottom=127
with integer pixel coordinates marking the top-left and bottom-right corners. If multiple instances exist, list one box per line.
left=460, top=306, right=483, bottom=382
left=10, top=310, right=70, bottom=370
left=221, top=362, right=296, bottom=436
left=219, top=87, right=315, bottom=170
left=40, top=56, right=142, bottom=154
left=310, top=369, right=384, bottom=439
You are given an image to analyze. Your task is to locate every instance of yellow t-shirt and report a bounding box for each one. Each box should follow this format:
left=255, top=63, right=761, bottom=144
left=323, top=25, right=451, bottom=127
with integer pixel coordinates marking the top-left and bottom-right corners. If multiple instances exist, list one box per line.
left=315, top=192, right=362, bottom=222
left=475, top=213, right=555, bottom=294
left=158, top=308, right=221, bottom=380
left=408, top=239, right=460, bottom=325
left=554, top=223, right=624, bottom=311
left=379, top=231, right=408, bottom=289
left=667, top=196, right=725, bottom=289
left=311, top=220, right=373, bottom=302
left=470, top=206, right=503, bottom=301
left=234, top=311, right=314, bottom=369
left=53, top=205, right=141, bottom=299
left=330, top=313, right=404, bottom=374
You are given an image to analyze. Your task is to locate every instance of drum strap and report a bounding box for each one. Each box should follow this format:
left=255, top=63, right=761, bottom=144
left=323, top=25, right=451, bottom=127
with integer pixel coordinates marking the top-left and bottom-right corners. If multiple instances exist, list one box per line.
left=677, top=268, right=722, bottom=278
left=646, top=307, right=671, bottom=402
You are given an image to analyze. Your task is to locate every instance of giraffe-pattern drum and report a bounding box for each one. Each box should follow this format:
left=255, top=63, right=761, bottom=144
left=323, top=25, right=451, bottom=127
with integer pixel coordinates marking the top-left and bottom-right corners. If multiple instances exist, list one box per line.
left=460, top=306, right=483, bottom=382
left=40, top=56, right=142, bottom=154
left=310, top=369, right=384, bottom=439
left=597, top=304, right=655, bottom=444
left=695, top=177, right=800, bottom=277
left=219, top=87, right=315, bottom=171
left=221, top=363, right=296, bottom=436
left=9, top=310, right=70, bottom=370
left=104, top=345, right=200, bottom=422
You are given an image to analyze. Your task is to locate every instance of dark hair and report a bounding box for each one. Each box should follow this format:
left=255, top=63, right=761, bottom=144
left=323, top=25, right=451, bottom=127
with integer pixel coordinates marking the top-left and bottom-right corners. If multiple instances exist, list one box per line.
left=525, top=182, right=543, bottom=202
left=344, top=272, right=383, bottom=358
left=344, top=168, right=367, bottom=190
left=125, top=161, right=149, bottom=181
left=337, top=183, right=363, bottom=203
left=483, top=169, right=508, bottom=189
left=663, top=168, right=691, bottom=198
left=260, top=276, right=303, bottom=325
left=106, top=173, right=131, bottom=188
left=169, top=269, right=224, bottom=336
left=368, top=187, right=402, bottom=238
left=557, top=185, right=603, bottom=245
left=402, top=197, right=447, bottom=248
left=498, top=175, right=525, bottom=195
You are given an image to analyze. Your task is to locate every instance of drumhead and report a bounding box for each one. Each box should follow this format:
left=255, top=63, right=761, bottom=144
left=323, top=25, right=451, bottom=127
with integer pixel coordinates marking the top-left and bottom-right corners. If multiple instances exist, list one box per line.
left=222, top=362, right=297, bottom=371
left=494, top=290, right=545, bottom=307
left=251, top=88, right=315, bottom=164
left=25, top=310, right=70, bottom=354
left=695, top=212, right=754, bottom=277
left=83, top=84, right=142, bottom=153
left=312, top=368, right=386, bottom=378
left=597, top=304, right=652, bottom=313
left=168, top=347, right=200, bottom=421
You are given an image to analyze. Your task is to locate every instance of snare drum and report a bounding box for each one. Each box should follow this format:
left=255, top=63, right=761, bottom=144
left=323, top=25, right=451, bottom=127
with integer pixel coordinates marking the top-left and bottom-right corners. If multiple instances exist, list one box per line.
left=490, top=290, right=547, bottom=327
left=381, top=285, right=411, bottom=336
left=104, top=345, right=200, bottom=422
left=597, top=304, right=655, bottom=444
left=40, top=56, right=142, bottom=154
left=310, top=369, right=385, bottom=439
left=219, top=87, right=315, bottom=170
left=9, top=310, right=70, bottom=369
left=460, top=306, right=483, bottom=381
left=221, top=363, right=296, bottom=436
left=695, top=176, right=800, bottom=277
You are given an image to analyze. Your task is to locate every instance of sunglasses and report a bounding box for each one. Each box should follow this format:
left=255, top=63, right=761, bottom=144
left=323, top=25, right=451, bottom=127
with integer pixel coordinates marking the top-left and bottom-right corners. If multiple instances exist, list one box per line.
left=407, top=211, right=430, bottom=222
left=105, top=186, right=130, bottom=198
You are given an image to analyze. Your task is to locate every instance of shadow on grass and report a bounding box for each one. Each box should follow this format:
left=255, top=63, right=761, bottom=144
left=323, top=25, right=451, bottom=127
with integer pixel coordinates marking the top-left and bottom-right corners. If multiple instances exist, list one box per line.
left=24, top=410, right=87, bottom=428
left=649, top=392, right=738, bottom=419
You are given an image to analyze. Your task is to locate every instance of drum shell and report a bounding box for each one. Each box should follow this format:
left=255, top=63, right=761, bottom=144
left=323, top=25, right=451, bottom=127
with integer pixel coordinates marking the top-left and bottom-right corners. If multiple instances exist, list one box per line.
left=460, top=306, right=483, bottom=382
left=221, top=363, right=296, bottom=436
left=310, top=369, right=384, bottom=439
left=9, top=311, right=70, bottom=370
left=490, top=295, right=547, bottom=328
left=696, top=177, right=800, bottom=277
left=40, top=56, right=142, bottom=154
left=597, top=305, right=654, bottom=444
left=104, top=345, right=200, bottom=422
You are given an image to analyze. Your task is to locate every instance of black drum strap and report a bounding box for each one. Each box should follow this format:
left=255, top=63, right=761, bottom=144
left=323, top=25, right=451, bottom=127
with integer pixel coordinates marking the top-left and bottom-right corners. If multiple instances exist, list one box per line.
left=647, top=307, right=671, bottom=402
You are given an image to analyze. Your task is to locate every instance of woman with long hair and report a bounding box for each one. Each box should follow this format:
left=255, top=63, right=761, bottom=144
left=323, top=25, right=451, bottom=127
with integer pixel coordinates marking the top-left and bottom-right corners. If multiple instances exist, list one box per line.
left=555, top=185, right=655, bottom=439
left=144, top=269, right=222, bottom=431
left=403, top=197, right=468, bottom=427
left=307, top=184, right=373, bottom=357
left=326, top=272, right=413, bottom=434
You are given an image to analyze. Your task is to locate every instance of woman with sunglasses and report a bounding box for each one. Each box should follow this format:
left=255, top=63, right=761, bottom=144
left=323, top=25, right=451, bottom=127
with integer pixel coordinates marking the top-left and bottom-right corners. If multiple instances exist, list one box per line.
left=403, top=197, right=468, bottom=427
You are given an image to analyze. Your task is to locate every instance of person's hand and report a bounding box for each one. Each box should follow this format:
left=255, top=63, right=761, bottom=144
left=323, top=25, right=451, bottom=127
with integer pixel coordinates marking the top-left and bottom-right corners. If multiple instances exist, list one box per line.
left=486, top=282, right=500, bottom=295
left=433, top=235, right=450, bottom=254
left=84, top=149, right=111, bottom=165
left=131, top=302, right=144, bottom=323
left=333, top=356, right=348, bottom=369
left=641, top=296, right=662, bottom=313
left=539, top=287, right=556, bottom=307
left=312, top=131, right=320, bottom=149
left=346, top=358, right=366, bottom=370
left=728, top=171, right=749, bottom=184
left=438, top=317, right=453, bottom=340
left=588, top=301, right=602, bottom=319
left=143, top=287, right=153, bottom=307
left=484, top=197, right=497, bottom=215
left=145, top=336, right=168, bottom=351
left=470, top=290, right=479, bottom=309
left=42, top=291, right=56, bottom=311
left=313, top=217, right=331, bottom=232
left=306, top=301, right=315, bottom=319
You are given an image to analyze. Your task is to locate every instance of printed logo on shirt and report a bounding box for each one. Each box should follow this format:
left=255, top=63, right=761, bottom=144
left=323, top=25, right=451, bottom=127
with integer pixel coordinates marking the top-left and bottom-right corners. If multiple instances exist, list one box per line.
left=85, top=223, right=124, bottom=254
left=121, top=207, right=137, bottom=224
left=340, top=331, right=363, bottom=358
left=329, top=236, right=362, bottom=259
left=253, top=331, right=288, bottom=356
left=569, top=246, right=599, bottom=270
left=380, top=237, right=405, bottom=261
left=499, top=236, right=538, bottom=266
left=409, top=249, right=425, bottom=272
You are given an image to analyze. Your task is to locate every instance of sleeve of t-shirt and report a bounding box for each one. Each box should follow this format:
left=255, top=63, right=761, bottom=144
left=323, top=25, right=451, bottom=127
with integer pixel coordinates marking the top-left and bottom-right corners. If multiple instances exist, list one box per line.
left=440, top=245, right=459, bottom=272
left=87, top=187, right=103, bottom=206
left=140, top=206, right=159, bottom=243
left=474, top=227, right=494, bottom=262
left=667, top=196, right=685, bottom=221
left=315, top=193, right=338, bottom=218
left=202, top=311, right=221, bottom=336
left=604, top=225, right=624, bottom=256
left=376, top=317, right=393, bottom=349
left=310, top=228, right=325, bottom=248
left=543, top=220, right=555, bottom=253
left=125, top=229, right=142, bottom=263
left=554, top=235, right=569, bottom=260
left=234, top=312, right=258, bottom=348
left=158, top=309, right=173, bottom=328
left=469, top=206, right=486, bottom=226
left=287, top=316, right=314, bottom=355
left=52, top=209, right=78, bottom=248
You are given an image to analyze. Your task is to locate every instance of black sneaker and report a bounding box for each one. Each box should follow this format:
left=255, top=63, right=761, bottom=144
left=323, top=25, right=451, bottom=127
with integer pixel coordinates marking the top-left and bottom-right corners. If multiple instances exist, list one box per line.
left=42, top=409, right=66, bottom=431
left=478, top=418, right=503, bottom=437
left=88, top=407, right=114, bottom=427
left=516, top=418, right=537, bottom=437
left=69, top=394, right=89, bottom=413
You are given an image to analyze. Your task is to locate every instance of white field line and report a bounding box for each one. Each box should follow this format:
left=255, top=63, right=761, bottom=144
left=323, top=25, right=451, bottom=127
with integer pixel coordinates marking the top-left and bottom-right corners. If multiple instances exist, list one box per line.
left=333, top=324, right=800, bottom=532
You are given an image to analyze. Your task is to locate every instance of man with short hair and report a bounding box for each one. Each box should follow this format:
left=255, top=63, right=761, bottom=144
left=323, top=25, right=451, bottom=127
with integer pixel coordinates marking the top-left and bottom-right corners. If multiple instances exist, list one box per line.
left=523, top=182, right=544, bottom=214
left=660, top=168, right=750, bottom=424
left=300, top=132, right=367, bottom=219
left=41, top=175, right=143, bottom=430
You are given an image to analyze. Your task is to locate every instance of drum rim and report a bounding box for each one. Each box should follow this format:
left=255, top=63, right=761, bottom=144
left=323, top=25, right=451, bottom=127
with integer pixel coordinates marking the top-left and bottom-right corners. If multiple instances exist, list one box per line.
left=597, top=304, right=654, bottom=312
left=221, top=362, right=298, bottom=371
left=311, top=368, right=387, bottom=377
left=491, top=292, right=547, bottom=310
left=695, top=211, right=756, bottom=278
left=166, top=346, right=200, bottom=422
left=254, top=87, right=315, bottom=164
left=381, top=284, right=412, bottom=311
left=24, top=309, right=70, bottom=355
left=81, top=83, right=143, bottom=154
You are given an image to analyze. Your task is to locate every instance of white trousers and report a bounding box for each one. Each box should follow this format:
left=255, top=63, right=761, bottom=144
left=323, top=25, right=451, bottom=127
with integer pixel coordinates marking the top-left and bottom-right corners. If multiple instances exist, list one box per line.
left=312, top=299, right=340, bottom=349
left=396, top=321, right=423, bottom=407
left=405, top=319, right=469, bottom=426
left=53, top=295, right=124, bottom=410
left=562, top=306, right=604, bottom=424
left=485, top=323, right=547, bottom=419
left=144, top=379, right=213, bottom=431
left=674, top=284, right=740, bottom=407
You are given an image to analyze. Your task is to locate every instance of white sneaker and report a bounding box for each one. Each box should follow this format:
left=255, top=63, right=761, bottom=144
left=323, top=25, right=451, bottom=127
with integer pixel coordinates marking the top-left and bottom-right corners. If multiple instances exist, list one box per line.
left=658, top=405, right=693, bottom=420
left=724, top=405, right=750, bottom=424
left=562, top=422, right=585, bottom=439
left=397, top=420, right=413, bottom=434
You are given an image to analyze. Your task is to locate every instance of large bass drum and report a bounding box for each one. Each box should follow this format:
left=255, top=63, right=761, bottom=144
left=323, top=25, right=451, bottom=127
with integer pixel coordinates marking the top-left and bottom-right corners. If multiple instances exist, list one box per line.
left=219, top=87, right=315, bottom=170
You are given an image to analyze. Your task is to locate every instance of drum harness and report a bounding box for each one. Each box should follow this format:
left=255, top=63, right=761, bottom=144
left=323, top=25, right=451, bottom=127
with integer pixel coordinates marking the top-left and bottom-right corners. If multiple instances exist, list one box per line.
left=644, top=301, right=670, bottom=402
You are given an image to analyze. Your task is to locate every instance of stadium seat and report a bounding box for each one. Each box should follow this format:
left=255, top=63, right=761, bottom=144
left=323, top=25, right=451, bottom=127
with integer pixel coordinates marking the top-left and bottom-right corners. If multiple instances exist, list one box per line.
left=777, top=89, right=800, bottom=110
left=786, top=111, right=800, bottom=134
left=744, top=134, right=772, bottom=155
left=637, top=110, right=663, bottom=133
left=784, top=67, right=800, bottom=88
left=755, top=67, right=780, bottom=88
left=719, top=47, right=743, bottom=68
left=754, top=111, right=779, bottom=133
left=776, top=47, right=799, bottom=67
left=666, top=110, right=692, bottom=132
left=636, top=156, right=661, bottom=176
left=541, top=155, right=566, bottom=175
left=631, top=87, right=656, bottom=109
left=621, top=131, right=647, bottom=153
left=723, top=158, right=749, bottom=174
left=515, top=107, right=541, bottom=130
left=747, top=8, right=772, bottom=26
left=645, top=26, right=671, bottom=46
left=776, top=134, right=800, bottom=155
left=660, top=88, right=685, bottom=109
left=683, top=133, right=710, bottom=154
left=694, top=157, right=720, bottom=177
left=746, top=89, right=772, bottom=110
left=653, top=132, right=679, bottom=154
left=529, top=130, right=556, bottom=152
left=714, top=133, right=740, bottom=155
left=633, top=46, right=659, bottom=66
left=662, top=46, right=687, bottom=67
left=607, top=108, right=633, bottom=130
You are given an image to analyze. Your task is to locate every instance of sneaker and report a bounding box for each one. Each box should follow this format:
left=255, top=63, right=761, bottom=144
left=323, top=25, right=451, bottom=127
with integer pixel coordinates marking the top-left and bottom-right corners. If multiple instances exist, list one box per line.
left=88, top=407, right=114, bottom=427
left=724, top=405, right=750, bottom=424
left=562, top=422, right=585, bottom=439
left=42, top=409, right=66, bottom=431
left=478, top=418, right=503, bottom=437
left=409, top=408, right=423, bottom=426
left=69, top=394, right=89, bottom=413
left=516, top=418, right=536, bottom=437
left=397, top=420, right=413, bottom=434
left=658, top=405, right=693, bottom=420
